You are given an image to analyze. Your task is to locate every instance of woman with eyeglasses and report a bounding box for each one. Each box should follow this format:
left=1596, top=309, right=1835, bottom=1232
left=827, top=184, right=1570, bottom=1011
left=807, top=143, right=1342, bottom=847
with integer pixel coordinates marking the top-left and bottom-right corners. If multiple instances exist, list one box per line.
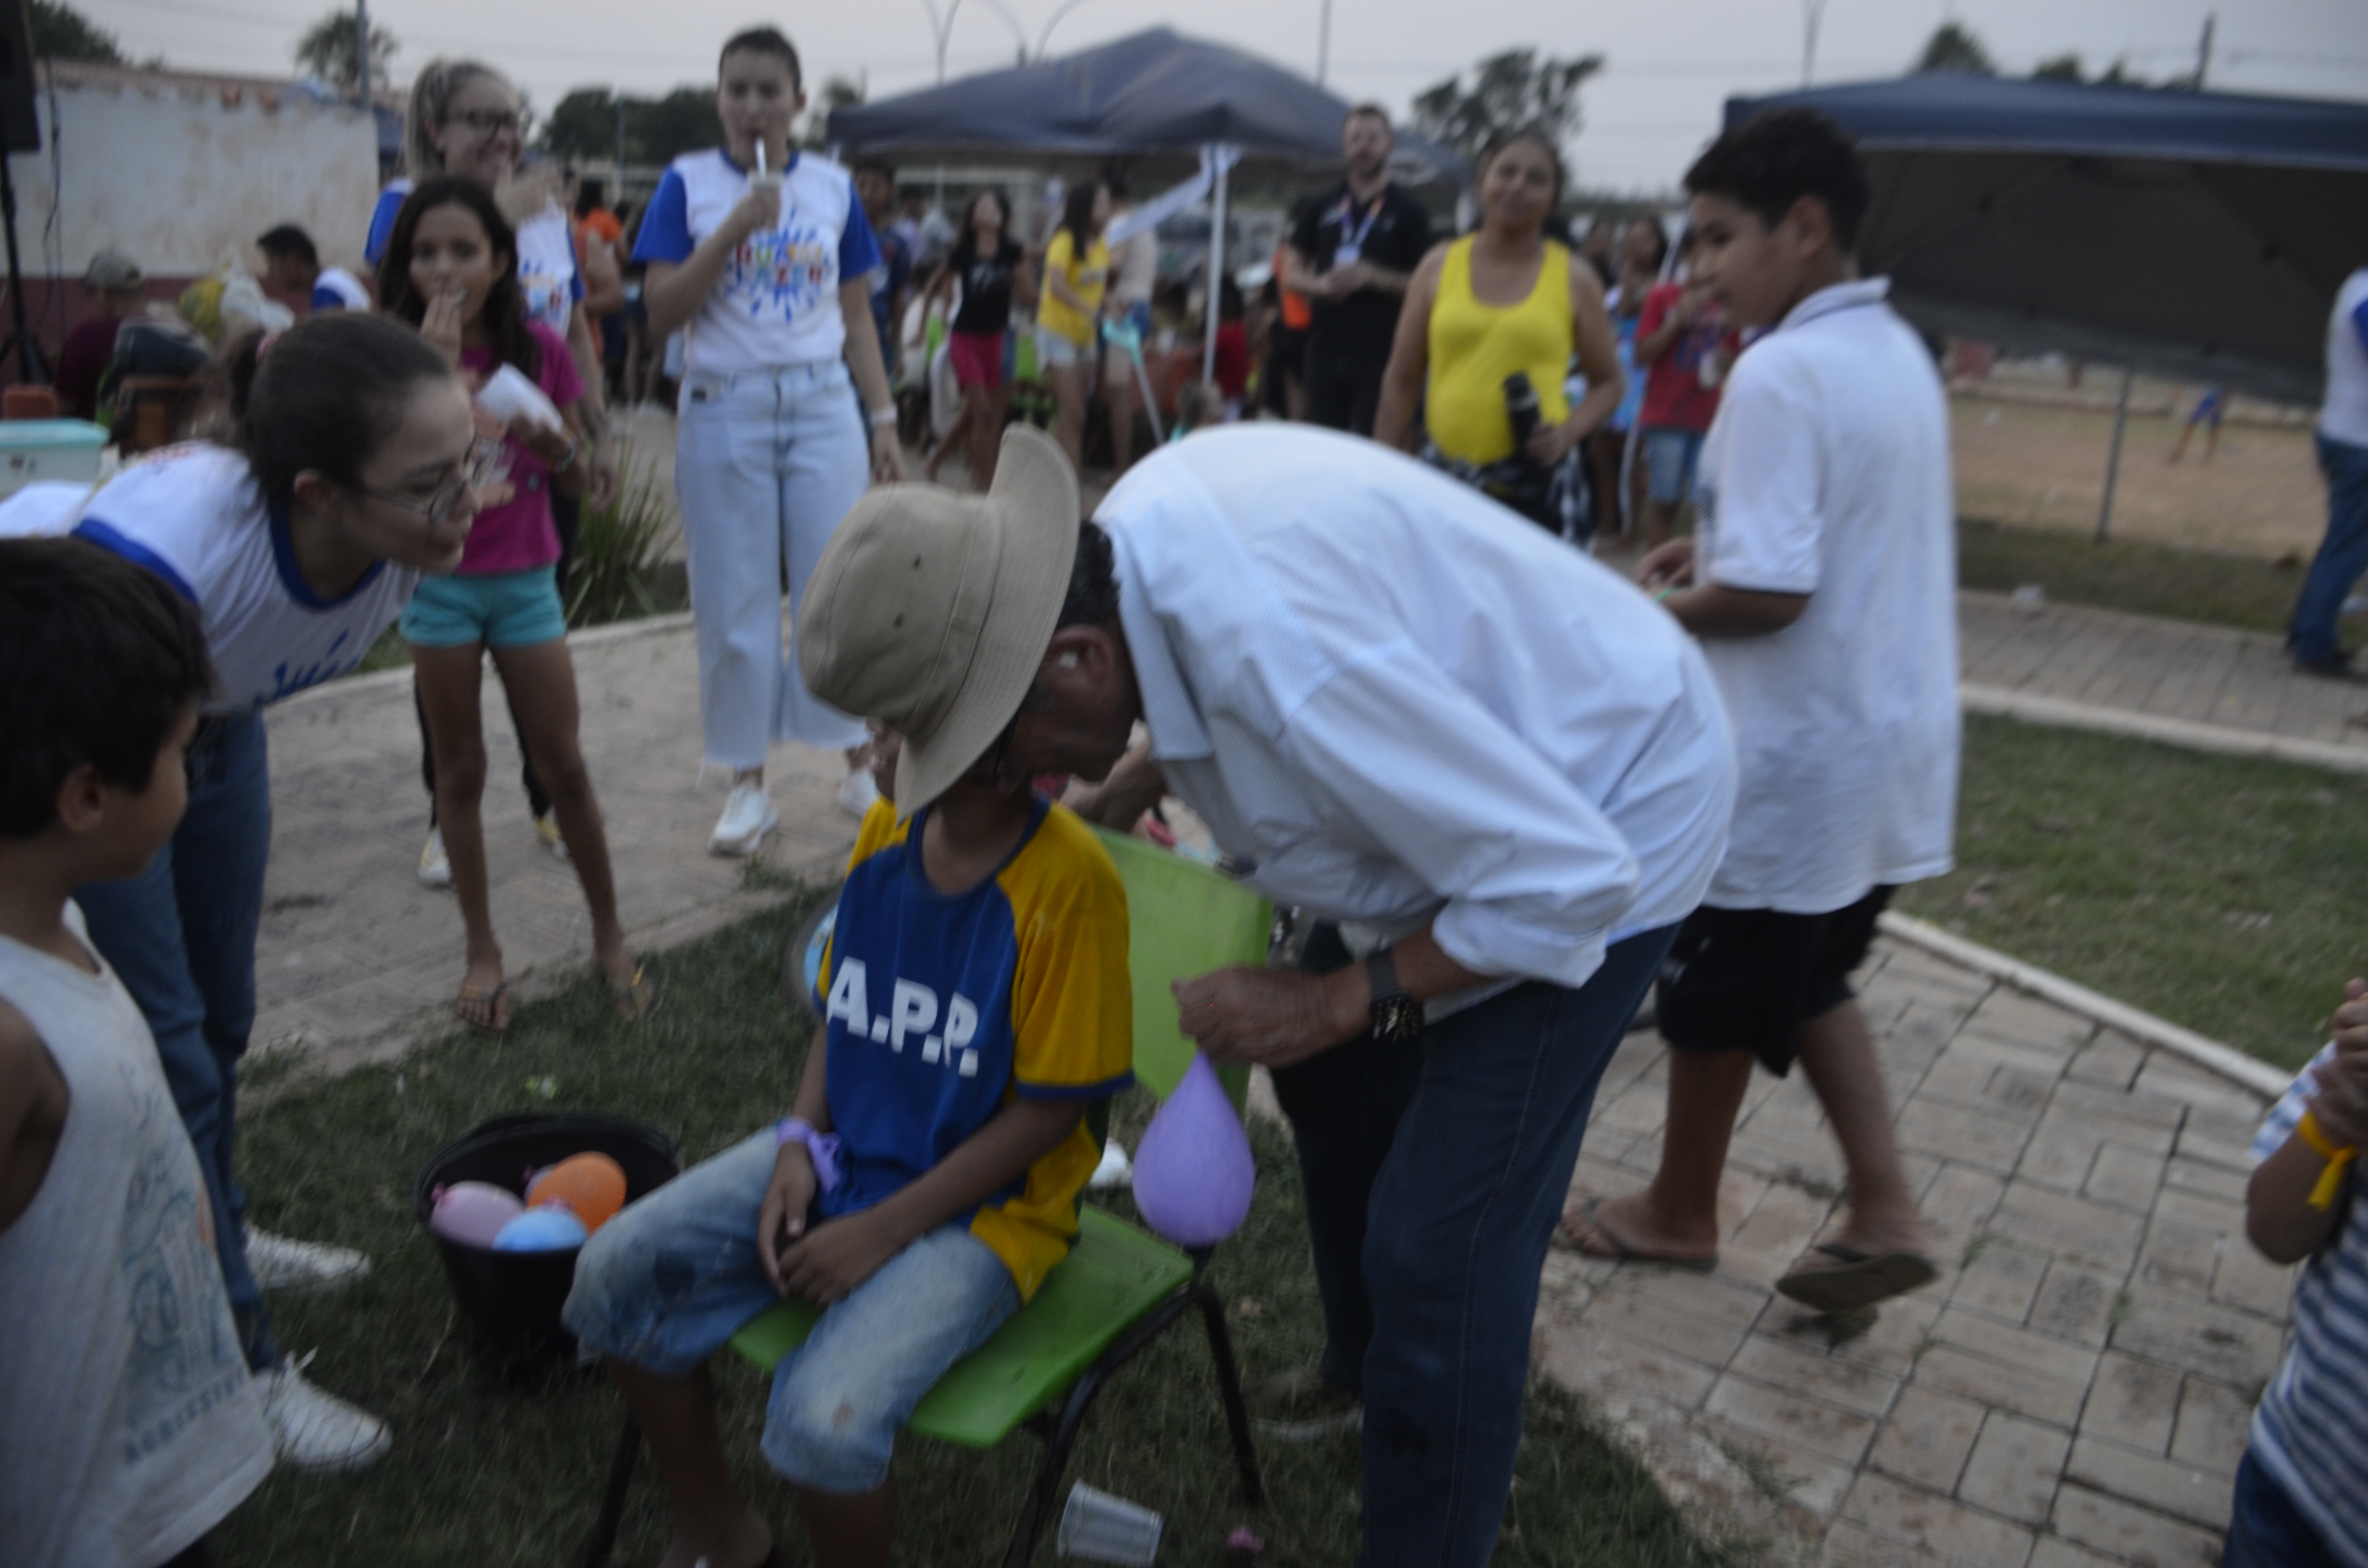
left=381, top=178, right=657, bottom=1037
left=53, top=312, right=490, bottom=1472
left=365, top=58, right=621, bottom=886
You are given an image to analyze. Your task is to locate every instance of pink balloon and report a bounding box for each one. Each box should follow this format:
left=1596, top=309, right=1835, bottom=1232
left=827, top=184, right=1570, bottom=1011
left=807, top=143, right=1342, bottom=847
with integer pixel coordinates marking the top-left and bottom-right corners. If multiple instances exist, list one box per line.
left=430, top=1180, right=524, bottom=1248
left=1131, top=1052, right=1255, bottom=1247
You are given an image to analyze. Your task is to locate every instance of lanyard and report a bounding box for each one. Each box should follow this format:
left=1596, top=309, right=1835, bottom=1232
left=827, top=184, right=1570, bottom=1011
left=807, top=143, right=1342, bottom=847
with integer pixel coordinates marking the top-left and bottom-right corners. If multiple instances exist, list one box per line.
left=1335, top=190, right=1385, bottom=252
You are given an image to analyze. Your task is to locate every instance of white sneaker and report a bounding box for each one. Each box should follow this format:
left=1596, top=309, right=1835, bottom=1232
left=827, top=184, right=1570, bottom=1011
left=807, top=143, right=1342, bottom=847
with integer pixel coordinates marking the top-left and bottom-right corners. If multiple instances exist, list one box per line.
left=534, top=811, right=571, bottom=863
left=417, top=828, right=451, bottom=889
left=261, top=1353, right=391, bottom=1472
left=246, top=1227, right=371, bottom=1295
left=709, top=779, right=777, bottom=857
left=837, top=768, right=880, bottom=819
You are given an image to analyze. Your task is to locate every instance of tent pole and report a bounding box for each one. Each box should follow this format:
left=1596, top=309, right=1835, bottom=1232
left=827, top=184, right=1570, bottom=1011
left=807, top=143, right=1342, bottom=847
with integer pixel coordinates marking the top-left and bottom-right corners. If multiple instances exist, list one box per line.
left=2095, top=366, right=2134, bottom=543
left=1202, top=150, right=1228, bottom=385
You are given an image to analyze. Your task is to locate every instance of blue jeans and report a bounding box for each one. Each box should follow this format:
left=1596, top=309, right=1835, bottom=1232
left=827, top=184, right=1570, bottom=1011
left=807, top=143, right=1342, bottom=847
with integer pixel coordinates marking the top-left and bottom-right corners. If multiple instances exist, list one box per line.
left=1640, top=426, right=1707, bottom=506
left=1275, top=923, right=1677, bottom=1568
left=564, top=1130, right=1021, bottom=1493
left=675, top=359, right=872, bottom=766
left=2222, top=1451, right=2340, bottom=1568
left=2288, top=432, right=2368, bottom=664
left=75, top=710, right=278, bottom=1372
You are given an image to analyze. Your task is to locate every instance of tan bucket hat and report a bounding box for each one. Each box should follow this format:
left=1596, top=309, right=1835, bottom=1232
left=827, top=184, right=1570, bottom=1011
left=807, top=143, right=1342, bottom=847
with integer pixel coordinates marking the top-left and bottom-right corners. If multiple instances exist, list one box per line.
left=800, top=426, right=1080, bottom=815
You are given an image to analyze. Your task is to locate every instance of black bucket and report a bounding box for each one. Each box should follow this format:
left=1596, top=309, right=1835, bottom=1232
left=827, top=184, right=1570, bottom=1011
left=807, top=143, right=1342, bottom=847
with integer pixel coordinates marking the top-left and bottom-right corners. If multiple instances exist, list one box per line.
left=413, top=1112, right=681, bottom=1360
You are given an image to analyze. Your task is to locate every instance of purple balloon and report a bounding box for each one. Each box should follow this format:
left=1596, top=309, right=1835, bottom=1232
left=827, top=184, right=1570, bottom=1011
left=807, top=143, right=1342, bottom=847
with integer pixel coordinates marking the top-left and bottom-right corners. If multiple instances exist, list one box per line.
left=429, top=1180, right=524, bottom=1248
left=1131, top=1052, right=1255, bottom=1247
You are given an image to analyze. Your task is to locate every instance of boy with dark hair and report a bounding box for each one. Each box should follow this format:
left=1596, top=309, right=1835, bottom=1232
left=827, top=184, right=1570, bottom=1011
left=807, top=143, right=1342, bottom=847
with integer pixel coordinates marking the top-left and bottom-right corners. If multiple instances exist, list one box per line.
left=566, top=441, right=1133, bottom=1568
left=0, top=537, right=275, bottom=1566
left=256, top=224, right=368, bottom=313
left=1567, top=108, right=1959, bottom=1312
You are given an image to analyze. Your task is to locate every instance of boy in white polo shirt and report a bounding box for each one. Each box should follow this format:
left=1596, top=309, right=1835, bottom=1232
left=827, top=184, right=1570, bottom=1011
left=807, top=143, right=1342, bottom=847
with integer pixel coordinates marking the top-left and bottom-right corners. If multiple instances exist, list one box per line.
left=1566, top=108, right=1960, bottom=1313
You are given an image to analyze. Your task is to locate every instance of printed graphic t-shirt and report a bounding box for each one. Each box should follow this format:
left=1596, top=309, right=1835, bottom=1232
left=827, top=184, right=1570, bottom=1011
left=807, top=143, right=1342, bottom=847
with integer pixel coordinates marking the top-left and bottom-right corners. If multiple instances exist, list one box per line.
left=457, top=321, right=584, bottom=575
left=21, top=445, right=422, bottom=714
left=634, top=148, right=881, bottom=377
left=816, top=796, right=1133, bottom=1300
left=1638, top=282, right=1735, bottom=432
left=0, top=903, right=272, bottom=1568
left=950, top=236, right=1026, bottom=337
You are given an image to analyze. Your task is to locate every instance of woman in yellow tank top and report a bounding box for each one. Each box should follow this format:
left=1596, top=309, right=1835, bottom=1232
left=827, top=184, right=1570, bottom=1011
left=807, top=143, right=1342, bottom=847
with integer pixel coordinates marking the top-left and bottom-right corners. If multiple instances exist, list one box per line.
left=1375, top=128, right=1626, bottom=538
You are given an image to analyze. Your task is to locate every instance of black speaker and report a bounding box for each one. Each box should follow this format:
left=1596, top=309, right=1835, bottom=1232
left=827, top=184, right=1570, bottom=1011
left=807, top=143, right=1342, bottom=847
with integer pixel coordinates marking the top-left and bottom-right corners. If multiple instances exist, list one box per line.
left=0, top=0, right=41, bottom=157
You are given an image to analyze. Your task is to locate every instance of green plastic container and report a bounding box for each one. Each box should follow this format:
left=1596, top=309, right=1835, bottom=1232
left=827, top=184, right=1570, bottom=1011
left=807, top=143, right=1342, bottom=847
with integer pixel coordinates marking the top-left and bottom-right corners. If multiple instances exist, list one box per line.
left=0, top=419, right=105, bottom=497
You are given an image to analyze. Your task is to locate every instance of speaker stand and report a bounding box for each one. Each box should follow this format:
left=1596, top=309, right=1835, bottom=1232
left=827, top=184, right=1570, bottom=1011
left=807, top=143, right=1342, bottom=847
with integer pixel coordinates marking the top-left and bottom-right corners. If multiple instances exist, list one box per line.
left=0, top=145, right=46, bottom=385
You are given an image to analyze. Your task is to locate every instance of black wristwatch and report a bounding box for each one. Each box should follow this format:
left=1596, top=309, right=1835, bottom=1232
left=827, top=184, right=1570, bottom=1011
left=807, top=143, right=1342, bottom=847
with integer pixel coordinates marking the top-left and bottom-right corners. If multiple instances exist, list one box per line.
left=1366, top=946, right=1424, bottom=1044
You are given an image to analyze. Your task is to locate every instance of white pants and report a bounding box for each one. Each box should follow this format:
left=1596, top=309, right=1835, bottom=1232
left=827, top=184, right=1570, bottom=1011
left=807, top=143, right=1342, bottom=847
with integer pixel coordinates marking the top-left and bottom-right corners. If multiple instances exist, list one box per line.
left=675, top=359, right=871, bottom=767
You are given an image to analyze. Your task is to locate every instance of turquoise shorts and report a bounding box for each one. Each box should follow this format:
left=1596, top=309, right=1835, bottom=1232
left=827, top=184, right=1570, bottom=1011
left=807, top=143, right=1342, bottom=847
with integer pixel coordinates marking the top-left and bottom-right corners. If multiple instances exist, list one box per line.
left=401, top=565, right=567, bottom=649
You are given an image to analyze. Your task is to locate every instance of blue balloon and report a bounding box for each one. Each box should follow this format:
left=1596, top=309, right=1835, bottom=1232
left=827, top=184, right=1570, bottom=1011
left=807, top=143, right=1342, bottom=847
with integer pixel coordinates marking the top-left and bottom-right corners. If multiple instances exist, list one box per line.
left=492, top=1203, right=589, bottom=1252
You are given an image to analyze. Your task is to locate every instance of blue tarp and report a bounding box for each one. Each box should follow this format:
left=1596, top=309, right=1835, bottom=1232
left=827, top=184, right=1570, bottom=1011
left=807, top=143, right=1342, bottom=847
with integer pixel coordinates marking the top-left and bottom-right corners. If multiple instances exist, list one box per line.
left=1725, top=75, right=2368, bottom=404
left=828, top=27, right=1462, bottom=184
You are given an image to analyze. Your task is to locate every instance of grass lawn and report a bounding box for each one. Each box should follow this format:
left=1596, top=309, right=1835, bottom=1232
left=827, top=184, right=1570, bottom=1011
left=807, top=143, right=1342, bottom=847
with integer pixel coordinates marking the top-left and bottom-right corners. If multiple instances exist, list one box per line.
left=1957, top=518, right=2315, bottom=641
left=218, top=890, right=1738, bottom=1567
left=1897, top=714, right=2368, bottom=1071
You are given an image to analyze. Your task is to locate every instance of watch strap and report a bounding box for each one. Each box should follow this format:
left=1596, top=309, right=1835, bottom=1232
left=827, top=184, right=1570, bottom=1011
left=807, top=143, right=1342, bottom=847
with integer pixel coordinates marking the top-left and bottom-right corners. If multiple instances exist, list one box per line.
left=1364, top=945, right=1404, bottom=1007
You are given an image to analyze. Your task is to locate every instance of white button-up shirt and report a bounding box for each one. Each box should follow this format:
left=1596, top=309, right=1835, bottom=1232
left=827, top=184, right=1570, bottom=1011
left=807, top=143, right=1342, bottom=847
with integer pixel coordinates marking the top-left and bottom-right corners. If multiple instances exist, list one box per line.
left=1097, top=426, right=1737, bottom=992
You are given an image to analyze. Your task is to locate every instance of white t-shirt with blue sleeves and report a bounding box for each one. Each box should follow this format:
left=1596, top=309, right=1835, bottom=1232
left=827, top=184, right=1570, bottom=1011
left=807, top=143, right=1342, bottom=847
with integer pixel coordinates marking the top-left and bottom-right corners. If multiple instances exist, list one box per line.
left=633, top=148, right=880, bottom=376
left=66, top=446, right=421, bottom=714
left=363, top=178, right=582, bottom=337
left=310, top=267, right=371, bottom=311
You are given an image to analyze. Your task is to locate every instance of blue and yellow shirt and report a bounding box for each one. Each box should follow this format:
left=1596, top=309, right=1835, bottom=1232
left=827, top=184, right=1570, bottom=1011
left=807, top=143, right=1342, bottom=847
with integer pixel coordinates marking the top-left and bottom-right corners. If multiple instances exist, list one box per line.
left=816, top=796, right=1133, bottom=1300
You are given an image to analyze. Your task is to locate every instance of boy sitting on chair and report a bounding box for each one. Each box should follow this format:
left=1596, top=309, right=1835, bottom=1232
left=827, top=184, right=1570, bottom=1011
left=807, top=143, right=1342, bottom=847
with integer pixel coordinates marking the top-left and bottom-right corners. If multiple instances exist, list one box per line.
left=566, top=460, right=1133, bottom=1568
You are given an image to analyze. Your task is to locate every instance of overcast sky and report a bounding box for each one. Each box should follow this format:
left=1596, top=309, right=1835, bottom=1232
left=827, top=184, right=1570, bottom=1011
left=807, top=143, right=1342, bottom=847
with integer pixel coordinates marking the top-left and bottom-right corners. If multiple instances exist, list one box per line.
left=81, top=0, right=2366, bottom=192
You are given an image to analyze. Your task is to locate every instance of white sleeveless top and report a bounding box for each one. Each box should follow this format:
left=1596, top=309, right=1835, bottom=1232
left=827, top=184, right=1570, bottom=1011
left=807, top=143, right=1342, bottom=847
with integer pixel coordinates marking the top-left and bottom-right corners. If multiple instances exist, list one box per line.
left=0, top=905, right=272, bottom=1567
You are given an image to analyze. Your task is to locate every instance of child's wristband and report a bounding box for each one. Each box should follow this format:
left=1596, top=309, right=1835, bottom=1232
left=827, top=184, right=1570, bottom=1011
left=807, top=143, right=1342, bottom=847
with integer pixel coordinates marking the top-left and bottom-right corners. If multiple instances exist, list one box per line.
left=776, top=1116, right=844, bottom=1194
left=2297, top=1108, right=2357, bottom=1213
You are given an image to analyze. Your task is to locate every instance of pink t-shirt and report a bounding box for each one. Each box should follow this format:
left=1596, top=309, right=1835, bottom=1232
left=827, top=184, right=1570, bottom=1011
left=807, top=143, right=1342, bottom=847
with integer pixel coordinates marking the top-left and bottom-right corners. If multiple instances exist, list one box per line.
left=457, top=321, right=582, bottom=576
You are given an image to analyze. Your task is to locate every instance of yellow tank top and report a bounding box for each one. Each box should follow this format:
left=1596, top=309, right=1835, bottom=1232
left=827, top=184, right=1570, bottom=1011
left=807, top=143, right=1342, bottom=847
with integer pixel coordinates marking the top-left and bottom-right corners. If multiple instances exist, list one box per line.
left=1424, top=236, right=1573, bottom=465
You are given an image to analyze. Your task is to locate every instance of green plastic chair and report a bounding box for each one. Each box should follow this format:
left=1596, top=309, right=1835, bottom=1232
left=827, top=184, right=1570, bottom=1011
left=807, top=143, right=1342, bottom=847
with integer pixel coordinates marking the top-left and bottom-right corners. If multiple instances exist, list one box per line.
left=585, top=827, right=1271, bottom=1568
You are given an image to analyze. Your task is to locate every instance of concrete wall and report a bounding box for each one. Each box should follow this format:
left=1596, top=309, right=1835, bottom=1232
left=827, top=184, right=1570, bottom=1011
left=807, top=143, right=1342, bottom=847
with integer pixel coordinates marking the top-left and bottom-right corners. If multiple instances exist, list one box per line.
left=0, top=66, right=382, bottom=374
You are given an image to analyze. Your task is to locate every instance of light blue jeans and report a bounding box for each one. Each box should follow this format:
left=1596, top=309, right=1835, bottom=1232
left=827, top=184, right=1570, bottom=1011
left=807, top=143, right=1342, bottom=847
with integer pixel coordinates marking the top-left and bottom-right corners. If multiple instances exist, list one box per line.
left=675, top=359, right=872, bottom=767
left=564, top=1130, right=1021, bottom=1493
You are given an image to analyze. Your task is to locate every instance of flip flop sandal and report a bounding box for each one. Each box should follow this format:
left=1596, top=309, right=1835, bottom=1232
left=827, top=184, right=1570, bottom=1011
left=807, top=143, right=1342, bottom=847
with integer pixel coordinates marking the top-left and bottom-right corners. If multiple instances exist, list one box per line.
left=1775, top=1242, right=1939, bottom=1313
left=1554, top=1195, right=1718, bottom=1271
left=455, top=979, right=509, bottom=1037
left=605, top=964, right=661, bottom=1022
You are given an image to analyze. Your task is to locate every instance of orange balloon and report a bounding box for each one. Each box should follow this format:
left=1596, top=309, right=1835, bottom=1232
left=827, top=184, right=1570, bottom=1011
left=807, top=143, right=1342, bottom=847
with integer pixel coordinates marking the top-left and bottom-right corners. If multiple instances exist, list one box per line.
left=526, top=1152, right=628, bottom=1233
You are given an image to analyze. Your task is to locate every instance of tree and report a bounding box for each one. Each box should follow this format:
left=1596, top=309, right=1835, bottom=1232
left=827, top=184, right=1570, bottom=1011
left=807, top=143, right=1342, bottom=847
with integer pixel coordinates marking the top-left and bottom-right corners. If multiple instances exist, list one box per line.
left=801, top=74, right=863, bottom=149
left=31, top=0, right=123, bottom=62
left=535, top=84, right=721, bottom=166
left=2032, top=53, right=2084, bottom=82
left=1912, top=21, right=1996, bottom=75
left=293, top=9, right=397, bottom=93
left=1411, top=48, right=1604, bottom=169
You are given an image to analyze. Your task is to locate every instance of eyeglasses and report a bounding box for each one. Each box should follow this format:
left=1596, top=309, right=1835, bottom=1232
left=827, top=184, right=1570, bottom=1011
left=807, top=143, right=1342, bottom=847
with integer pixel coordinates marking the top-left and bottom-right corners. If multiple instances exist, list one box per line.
left=451, top=107, right=530, bottom=138
left=355, top=436, right=508, bottom=526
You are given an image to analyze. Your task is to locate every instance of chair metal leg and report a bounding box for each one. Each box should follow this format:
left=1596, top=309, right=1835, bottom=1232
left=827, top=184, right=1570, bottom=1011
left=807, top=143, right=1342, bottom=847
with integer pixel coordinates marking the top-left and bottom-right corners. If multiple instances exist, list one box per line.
left=582, top=1411, right=640, bottom=1568
left=999, top=1291, right=1199, bottom=1568
left=1193, top=1281, right=1267, bottom=1507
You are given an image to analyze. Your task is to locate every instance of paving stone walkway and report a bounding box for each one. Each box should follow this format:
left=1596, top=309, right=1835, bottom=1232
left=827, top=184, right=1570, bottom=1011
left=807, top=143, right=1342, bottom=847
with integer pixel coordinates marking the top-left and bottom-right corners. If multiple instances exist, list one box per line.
left=1959, top=590, right=2368, bottom=768
left=1540, top=942, right=2288, bottom=1567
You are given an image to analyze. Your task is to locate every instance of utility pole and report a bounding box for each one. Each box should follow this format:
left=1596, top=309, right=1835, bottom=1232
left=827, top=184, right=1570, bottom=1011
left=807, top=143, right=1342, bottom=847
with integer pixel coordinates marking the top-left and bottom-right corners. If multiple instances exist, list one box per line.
left=1317, top=0, right=1332, bottom=87
left=614, top=94, right=628, bottom=186
left=1801, top=0, right=1827, bottom=86
left=353, top=0, right=371, bottom=107
left=2192, top=12, right=2214, bottom=88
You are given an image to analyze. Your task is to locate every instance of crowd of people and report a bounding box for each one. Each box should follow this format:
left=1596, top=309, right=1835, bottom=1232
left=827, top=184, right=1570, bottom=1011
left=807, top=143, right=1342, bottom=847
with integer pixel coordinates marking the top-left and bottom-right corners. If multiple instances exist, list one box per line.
left=3, top=25, right=2366, bottom=1568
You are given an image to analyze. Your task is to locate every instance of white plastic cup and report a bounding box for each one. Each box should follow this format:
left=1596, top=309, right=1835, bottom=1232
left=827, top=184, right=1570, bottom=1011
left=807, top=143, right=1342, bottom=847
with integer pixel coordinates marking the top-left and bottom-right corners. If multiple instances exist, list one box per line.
left=1056, top=1481, right=1164, bottom=1564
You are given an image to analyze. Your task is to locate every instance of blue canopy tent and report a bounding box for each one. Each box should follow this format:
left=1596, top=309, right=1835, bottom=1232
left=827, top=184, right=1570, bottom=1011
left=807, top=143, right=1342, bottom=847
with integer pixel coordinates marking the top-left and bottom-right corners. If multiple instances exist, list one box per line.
left=1724, top=75, right=2368, bottom=535
left=829, top=28, right=1463, bottom=380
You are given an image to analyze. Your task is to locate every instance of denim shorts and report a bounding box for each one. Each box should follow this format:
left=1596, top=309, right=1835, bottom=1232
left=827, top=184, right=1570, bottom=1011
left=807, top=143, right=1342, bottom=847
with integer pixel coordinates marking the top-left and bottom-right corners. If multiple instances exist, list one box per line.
left=1037, top=327, right=1091, bottom=368
left=562, top=1130, right=1021, bottom=1493
left=1640, top=426, right=1708, bottom=506
left=400, top=566, right=567, bottom=649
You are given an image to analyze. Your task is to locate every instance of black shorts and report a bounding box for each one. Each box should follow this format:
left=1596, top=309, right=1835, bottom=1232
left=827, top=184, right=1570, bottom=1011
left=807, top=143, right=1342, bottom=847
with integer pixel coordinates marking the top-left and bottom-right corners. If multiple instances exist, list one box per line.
left=1655, top=886, right=1893, bottom=1075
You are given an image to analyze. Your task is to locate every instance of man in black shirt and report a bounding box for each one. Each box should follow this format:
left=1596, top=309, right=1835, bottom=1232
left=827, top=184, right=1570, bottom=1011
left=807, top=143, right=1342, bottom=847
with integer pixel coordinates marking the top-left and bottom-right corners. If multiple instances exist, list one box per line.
left=1285, top=106, right=1435, bottom=437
